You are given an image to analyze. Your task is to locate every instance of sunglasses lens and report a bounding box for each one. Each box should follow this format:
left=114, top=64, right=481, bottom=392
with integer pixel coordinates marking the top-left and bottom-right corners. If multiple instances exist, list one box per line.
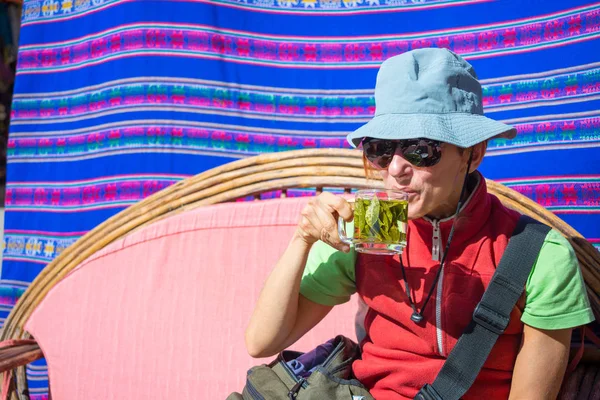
left=363, top=139, right=396, bottom=169
left=404, top=139, right=443, bottom=167
left=402, top=152, right=425, bottom=167
left=363, top=138, right=443, bottom=168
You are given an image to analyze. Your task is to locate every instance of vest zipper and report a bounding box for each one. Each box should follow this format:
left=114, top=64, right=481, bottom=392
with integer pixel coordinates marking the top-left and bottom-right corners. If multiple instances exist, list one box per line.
left=431, top=220, right=441, bottom=262
left=422, top=175, right=481, bottom=356
left=436, top=264, right=445, bottom=357
left=426, top=217, right=445, bottom=356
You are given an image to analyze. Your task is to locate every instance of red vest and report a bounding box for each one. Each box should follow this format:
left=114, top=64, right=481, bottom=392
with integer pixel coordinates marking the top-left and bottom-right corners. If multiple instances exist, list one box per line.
left=352, top=175, right=523, bottom=400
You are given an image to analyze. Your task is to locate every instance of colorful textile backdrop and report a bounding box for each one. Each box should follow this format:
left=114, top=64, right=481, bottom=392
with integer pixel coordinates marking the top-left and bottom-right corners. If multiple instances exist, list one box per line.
left=2, top=0, right=600, bottom=397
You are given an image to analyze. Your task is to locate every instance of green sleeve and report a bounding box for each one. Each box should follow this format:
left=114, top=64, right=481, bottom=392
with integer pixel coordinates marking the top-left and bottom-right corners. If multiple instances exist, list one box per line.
left=299, top=240, right=357, bottom=306
left=522, top=229, right=595, bottom=330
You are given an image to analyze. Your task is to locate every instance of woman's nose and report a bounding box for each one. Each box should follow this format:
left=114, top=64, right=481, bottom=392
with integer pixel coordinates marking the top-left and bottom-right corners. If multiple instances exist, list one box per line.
left=386, top=151, right=413, bottom=178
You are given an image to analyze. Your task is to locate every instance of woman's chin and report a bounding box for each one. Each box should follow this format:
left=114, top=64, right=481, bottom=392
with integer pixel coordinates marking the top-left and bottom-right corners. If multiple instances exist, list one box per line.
left=407, top=199, right=424, bottom=221
left=407, top=210, right=425, bottom=221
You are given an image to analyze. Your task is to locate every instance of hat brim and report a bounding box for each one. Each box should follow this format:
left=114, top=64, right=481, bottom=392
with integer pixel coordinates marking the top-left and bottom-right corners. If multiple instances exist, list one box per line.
left=347, top=113, right=517, bottom=148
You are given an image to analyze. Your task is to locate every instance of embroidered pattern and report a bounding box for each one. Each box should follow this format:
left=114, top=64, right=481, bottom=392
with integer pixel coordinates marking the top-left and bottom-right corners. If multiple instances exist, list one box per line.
left=5, top=175, right=185, bottom=211
left=498, top=176, right=600, bottom=212
left=3, top=232, right=81, bottom=264
left=17, top=5, right=600, bottom=72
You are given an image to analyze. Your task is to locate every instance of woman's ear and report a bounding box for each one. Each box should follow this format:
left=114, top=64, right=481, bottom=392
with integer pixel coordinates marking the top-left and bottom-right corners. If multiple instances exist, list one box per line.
left=467, top=141, right=488, bottom=173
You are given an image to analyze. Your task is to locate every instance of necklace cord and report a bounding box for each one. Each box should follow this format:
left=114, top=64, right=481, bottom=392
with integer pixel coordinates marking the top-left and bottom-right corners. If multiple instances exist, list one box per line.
left=404, top=150, right=475, bottom=321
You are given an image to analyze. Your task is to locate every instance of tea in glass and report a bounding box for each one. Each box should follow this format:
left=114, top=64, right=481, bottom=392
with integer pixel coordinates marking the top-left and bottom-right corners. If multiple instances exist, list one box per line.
left=338, top=190, right=408, bottom=255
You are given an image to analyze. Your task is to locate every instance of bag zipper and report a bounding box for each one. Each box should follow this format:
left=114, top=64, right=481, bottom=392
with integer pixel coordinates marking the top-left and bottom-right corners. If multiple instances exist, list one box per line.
left=320, top=340, right=344, bottom=370
left=246, top=379, right=266, bottom=400
left=280, top=357, right=306, bottom=385
left=287, top=378, right=306, bottom=400
left=282, top=341, right=347, bottom=398
left=282, top=342, right=343, bottom=398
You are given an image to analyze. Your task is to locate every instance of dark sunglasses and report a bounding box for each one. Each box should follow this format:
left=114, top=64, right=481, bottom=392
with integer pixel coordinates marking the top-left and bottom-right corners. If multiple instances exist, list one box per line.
left=361, top=137, right=443, bottom=169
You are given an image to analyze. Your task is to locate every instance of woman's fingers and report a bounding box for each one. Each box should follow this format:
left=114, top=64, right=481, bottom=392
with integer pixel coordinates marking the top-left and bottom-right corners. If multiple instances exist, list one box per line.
left=296, top=212, right=321, bottom=244
left=297, top=193, right=353, bottom=252
left=318, top=192, right=354, bottom=222
left=312, top=201, right=349, bottom=252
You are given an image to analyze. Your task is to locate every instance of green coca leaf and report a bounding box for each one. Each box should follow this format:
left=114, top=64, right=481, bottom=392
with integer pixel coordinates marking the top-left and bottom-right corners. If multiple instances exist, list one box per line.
left=365, top=196, right=380, bottom=228
left=353, top=197, right=408, bottom=243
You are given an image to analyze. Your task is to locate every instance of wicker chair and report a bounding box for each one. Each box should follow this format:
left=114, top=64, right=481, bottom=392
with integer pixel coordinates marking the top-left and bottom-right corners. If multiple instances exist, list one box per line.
left=1, top=148, right=599, bottom=399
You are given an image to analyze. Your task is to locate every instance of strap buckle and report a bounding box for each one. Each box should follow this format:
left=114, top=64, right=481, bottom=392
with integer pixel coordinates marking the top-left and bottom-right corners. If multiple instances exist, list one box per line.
left=414, top=384, right=443, bottom=400
left=473, top=303, right=509, bottom=335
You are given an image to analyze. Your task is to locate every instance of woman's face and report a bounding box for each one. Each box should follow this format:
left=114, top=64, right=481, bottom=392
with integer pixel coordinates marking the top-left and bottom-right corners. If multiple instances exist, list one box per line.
left=378, top=142, right=485, bottom=220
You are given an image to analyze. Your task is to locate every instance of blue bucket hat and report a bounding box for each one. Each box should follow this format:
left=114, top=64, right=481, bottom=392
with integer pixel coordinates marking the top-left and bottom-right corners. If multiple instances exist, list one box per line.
left=347, top=48, right=516, bottom=148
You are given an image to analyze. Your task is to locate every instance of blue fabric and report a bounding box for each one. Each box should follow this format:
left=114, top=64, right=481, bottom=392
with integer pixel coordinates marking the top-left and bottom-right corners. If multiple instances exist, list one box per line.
left=346, top=48, right=518, bottom=148
left=2, top=0, right=600, bottom=397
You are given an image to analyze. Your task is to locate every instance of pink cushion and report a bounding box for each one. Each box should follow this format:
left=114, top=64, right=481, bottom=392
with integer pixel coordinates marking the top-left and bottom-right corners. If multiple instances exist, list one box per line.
left=25, top=197, right=357, bottom=399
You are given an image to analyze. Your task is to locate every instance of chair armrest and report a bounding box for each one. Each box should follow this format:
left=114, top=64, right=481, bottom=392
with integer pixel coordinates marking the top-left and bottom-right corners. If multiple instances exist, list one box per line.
left=0, top=339, right=43, bottom=373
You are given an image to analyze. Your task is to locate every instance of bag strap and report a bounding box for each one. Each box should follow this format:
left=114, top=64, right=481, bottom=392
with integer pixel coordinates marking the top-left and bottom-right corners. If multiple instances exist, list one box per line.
left=415, top=215, right=551, bottom=400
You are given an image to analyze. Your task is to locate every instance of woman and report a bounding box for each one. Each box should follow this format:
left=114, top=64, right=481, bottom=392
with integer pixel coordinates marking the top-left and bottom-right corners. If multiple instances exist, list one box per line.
left=245, top=48, right=594, bottom=399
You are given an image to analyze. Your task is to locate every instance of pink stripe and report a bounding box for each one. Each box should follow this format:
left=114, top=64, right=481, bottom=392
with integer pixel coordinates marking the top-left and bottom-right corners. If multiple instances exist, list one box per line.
left=8, top=174, right=186, bottom=186
left=497, top=175, right=600, bottom=183
left=5, top=204, right=131, bottom=213
left=553, top=209, right=600, bottom=215
left=17, top=29, right=600, bottom=75
left=15, top=52, right=378, bottom=76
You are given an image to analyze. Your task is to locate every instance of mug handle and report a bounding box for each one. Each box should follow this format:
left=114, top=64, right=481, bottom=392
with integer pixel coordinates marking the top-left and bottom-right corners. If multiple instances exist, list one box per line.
left=338, top=216, right=353, bottom=246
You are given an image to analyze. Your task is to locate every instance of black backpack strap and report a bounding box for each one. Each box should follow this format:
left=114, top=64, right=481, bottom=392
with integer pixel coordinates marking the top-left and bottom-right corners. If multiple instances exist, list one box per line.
left=415, top=215, right=551, bottom=400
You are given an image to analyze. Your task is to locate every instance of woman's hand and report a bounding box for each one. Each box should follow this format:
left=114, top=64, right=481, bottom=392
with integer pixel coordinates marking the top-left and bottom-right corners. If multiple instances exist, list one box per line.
left=295, top=192, right=354, bottom=253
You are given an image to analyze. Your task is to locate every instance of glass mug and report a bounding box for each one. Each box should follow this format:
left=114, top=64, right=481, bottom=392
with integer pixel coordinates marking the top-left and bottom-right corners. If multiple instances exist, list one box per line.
left=338, top=189, right=409, bottom=255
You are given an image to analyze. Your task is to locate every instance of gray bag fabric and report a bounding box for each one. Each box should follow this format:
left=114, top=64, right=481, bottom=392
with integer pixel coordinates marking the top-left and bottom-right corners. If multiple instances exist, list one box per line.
left=227, top=335, right=373, bottom=400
